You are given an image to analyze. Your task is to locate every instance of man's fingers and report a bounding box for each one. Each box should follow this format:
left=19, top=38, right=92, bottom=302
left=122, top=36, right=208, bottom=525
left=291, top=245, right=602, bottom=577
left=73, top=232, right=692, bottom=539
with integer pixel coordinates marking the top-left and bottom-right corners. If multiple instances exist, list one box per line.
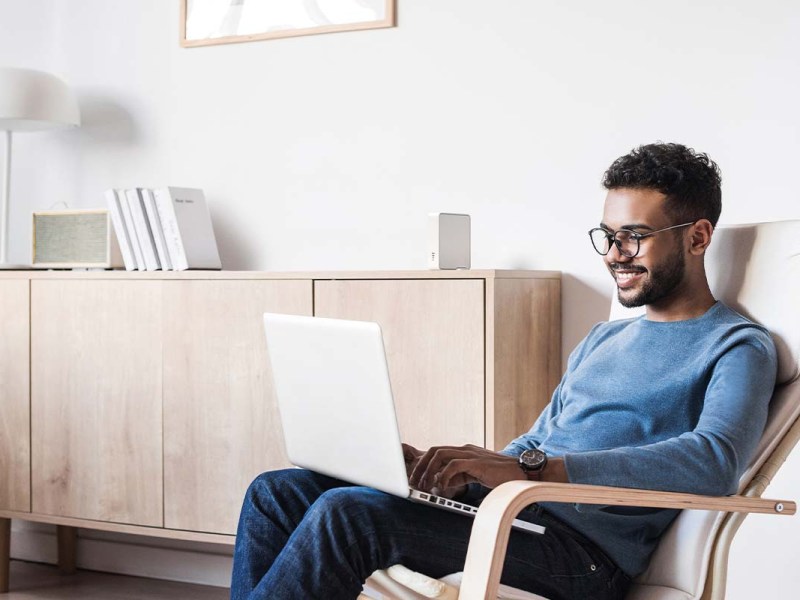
left=411, top=446, right=487, bottom=490
left=402, top=443, right=423, bottom=461
left=412, top=447, right=470, bottom=489
left=436, top=459, right=480, bottom=490
left=438, top=455, right=526, bottom=490
left=408, top=443, right=524, bottom=492
left=409, top=445, right=453, bottom=487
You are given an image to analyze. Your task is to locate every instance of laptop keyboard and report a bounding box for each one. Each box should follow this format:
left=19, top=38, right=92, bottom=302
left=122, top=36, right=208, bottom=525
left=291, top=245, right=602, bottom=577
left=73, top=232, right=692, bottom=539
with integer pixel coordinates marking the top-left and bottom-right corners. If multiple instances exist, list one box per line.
left=408, top=488, right=545, bottom=535
left=416, top=491, right=478, bottom=514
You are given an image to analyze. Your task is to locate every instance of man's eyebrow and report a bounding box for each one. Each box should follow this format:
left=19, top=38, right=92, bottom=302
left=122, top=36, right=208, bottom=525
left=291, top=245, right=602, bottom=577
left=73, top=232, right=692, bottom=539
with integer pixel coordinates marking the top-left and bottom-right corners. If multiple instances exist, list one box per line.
left=599, top=222, right=655, bottom=232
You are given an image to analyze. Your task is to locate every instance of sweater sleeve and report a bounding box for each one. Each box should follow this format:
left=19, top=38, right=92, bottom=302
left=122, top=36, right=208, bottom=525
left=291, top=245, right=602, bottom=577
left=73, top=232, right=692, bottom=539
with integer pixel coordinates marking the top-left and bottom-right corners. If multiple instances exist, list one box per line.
left=564, top=338, right=777, bottom=496
left=500, top=324, right=603, bottom=457
left=501, top=376, right=565, bottom=457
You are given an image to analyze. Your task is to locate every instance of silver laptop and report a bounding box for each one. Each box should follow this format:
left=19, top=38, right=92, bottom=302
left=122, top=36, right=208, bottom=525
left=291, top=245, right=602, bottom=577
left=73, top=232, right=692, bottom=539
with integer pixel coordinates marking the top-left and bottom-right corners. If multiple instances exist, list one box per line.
left=262, top=312, right=544, bottom=535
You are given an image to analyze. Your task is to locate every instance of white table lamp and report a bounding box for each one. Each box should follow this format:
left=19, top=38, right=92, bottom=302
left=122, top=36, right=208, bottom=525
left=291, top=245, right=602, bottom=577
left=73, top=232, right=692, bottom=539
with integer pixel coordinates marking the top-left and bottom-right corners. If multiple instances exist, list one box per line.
left=0, top=67, right=80, bottom=267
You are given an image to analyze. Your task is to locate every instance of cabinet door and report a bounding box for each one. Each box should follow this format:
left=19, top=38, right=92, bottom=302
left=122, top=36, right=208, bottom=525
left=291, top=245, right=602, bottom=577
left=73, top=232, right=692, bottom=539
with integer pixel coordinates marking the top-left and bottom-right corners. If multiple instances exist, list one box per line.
left=314, top=279, right=485, bottom=450
left=0, top=280, right=30, bottom=512
left=31, top=280, right=163, bottom=526
left=163, top=280, right=312, bottom=534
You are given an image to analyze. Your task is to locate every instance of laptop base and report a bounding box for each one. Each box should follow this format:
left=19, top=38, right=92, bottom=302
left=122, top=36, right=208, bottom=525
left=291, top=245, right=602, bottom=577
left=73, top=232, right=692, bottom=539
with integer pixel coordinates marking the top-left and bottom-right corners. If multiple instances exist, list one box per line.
left=408, top=489, right=545, bottom=535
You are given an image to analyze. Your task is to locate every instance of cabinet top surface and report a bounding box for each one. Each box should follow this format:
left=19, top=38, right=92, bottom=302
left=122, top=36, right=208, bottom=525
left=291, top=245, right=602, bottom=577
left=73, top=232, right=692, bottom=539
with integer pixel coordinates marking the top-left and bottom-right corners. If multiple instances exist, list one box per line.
left=0, top=269, right=561, bottom=281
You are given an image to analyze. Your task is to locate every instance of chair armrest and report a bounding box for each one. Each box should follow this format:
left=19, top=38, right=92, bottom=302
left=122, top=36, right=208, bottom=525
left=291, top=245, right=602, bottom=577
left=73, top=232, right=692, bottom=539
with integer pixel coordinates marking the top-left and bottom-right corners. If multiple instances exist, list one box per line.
left=458, top=481, right=796, bottom=600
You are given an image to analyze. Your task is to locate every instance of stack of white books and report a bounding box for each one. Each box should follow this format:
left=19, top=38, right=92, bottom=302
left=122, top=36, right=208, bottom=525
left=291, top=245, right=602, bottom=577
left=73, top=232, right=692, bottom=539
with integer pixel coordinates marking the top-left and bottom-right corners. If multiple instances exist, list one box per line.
left=105, top=187, right=222, bottom=271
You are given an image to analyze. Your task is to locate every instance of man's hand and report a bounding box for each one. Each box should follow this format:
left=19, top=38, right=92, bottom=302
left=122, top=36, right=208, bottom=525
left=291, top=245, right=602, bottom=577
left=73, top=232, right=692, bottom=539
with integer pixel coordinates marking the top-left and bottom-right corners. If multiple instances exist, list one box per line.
left=408, top=444, right=528, bottom=497
left=402, top=443, right=424, bottom=478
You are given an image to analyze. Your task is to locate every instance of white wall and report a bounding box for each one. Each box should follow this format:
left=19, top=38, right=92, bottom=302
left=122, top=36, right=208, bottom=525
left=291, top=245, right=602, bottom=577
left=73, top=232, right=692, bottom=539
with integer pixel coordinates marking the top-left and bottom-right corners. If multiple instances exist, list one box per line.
left=2, top=0, right=799, bottom=596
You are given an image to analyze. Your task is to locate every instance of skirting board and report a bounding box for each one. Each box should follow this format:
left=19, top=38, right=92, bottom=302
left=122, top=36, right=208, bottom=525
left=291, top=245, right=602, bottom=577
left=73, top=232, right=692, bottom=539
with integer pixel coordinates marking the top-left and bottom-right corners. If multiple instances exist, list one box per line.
left=9, top=520, right=233, bottom=588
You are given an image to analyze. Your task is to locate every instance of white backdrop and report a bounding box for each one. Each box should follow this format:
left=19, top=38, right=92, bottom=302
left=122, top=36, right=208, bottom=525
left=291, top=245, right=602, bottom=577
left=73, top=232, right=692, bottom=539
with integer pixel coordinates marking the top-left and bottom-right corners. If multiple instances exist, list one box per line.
left=2, top=0, right=799, bottom=596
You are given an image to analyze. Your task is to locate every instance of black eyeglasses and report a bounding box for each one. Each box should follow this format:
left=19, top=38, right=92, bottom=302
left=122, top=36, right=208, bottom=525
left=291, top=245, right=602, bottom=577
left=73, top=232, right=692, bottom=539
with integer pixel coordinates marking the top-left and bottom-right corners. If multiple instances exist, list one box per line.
left=588, top=222, right=695, bottom=258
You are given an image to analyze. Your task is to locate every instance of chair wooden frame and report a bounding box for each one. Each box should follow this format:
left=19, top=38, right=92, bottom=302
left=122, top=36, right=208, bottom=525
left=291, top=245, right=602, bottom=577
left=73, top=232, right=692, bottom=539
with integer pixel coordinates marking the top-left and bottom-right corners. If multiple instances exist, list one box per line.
left=457, top=410, right=800, bottom=600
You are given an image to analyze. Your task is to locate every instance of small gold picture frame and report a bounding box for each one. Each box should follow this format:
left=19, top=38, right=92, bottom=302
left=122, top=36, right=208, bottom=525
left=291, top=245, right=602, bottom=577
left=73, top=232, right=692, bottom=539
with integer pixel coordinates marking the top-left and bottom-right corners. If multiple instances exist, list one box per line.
left=181, top=0, right=396, bottom=48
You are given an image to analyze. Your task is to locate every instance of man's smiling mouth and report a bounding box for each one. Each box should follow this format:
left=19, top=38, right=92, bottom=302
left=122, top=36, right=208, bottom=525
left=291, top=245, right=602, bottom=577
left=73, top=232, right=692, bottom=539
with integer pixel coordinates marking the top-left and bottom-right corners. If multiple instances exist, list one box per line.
left=616, top=272, right=641, bottom=281
left=610, top=264, right=647, bottom=288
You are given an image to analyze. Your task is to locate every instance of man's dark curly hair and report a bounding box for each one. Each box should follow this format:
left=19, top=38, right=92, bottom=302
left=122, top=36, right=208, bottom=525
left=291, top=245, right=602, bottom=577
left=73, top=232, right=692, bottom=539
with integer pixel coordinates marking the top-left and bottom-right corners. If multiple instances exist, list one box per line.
left=602, top=143, right=722, bottom=226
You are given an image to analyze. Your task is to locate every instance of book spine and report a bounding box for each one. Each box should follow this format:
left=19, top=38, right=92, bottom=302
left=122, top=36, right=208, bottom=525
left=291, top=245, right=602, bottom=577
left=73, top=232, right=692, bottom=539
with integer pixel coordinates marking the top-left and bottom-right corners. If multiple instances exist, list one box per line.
left=105, top=189, right=135, bottom=271
left=153, top=188, right=188, bottom=271
left=166, top=187, right=222, bottom=270
left=142, top=188, right=172, bottom=270
left=119, top=189, right=144, bottom=270
left=126, top=189, right=159, bottom=271
left=427, top=213, right=440, bottom=269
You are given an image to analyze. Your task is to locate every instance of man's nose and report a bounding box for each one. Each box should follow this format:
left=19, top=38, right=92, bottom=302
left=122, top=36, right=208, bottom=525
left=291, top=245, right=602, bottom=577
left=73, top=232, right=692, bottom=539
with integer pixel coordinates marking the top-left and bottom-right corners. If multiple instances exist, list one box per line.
left=606, top=241, right=632, bottom=263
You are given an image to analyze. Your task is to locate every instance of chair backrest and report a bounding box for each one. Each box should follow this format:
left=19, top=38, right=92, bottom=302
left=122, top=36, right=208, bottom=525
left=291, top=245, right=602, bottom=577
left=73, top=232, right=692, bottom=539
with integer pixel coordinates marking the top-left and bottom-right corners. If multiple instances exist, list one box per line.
left=608, top=221, right=800, bottom=600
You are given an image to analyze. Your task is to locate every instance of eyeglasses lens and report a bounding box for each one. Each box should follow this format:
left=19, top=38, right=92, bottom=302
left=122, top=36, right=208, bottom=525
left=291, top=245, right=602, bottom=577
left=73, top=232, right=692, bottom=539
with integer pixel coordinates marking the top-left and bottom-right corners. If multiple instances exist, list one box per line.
left=590, top=229, right=639, bottom=257
left=590, top=229, right=609, bottom=254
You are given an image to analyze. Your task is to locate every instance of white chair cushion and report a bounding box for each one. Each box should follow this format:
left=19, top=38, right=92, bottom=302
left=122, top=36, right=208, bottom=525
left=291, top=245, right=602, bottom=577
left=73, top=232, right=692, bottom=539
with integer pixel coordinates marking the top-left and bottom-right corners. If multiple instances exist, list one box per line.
left=363, top=568, right=550, bottom=600
left=440, top=573, right=548, bottom=600
left=624, top=584, right=693, bottom=600
left=705, top=221, right=800, bottom=384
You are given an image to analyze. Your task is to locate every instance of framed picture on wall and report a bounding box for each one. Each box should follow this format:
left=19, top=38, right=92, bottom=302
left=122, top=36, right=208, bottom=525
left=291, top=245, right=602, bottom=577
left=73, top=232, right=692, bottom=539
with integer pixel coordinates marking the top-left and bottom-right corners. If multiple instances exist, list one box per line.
left=180, top=0, right=396, bottom=47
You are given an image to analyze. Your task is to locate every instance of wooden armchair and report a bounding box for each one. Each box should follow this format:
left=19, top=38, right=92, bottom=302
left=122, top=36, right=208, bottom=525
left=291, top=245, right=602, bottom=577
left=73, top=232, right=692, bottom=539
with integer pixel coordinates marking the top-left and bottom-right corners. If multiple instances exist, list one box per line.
left=365, top=220, right=800, bottom=600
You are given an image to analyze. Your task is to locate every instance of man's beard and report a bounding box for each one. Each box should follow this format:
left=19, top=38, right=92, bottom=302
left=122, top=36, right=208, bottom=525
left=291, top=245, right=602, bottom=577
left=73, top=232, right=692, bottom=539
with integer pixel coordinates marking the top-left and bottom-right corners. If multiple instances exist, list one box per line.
left=616, top=250, right=686, bottom=308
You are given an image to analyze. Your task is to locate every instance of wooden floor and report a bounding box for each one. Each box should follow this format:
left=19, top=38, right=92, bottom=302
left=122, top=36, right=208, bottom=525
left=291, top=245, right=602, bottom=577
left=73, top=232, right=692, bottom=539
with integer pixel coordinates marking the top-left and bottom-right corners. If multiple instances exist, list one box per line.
left=3, top=561, right=229, bottom=599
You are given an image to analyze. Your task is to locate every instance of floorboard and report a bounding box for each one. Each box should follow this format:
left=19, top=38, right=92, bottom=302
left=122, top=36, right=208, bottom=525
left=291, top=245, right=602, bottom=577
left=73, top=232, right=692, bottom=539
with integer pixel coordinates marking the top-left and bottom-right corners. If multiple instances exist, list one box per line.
left=3, top=560, right=229, bottom=599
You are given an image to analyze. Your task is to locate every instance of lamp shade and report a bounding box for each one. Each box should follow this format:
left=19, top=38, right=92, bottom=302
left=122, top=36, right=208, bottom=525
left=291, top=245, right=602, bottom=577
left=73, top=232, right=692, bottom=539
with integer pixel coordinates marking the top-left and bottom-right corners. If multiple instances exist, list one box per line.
left=0, top=67, right=80, bottom=131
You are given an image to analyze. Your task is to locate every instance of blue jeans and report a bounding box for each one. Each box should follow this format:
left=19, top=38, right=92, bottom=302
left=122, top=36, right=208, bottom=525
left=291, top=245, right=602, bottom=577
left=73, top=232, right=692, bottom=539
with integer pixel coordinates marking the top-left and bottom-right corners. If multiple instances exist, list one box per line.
left=230, top=469, right=630, bottom=600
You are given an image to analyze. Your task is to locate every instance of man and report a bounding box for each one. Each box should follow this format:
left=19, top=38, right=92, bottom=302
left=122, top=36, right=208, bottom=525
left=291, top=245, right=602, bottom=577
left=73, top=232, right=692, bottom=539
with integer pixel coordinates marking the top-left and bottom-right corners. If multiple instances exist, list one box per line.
left=230, top=143, right=777, bottom=600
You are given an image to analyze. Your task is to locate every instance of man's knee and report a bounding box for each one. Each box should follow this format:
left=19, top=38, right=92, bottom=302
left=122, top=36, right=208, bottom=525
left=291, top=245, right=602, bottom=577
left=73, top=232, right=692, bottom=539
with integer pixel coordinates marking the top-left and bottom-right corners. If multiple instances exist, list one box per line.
left=246, top=467, right=292, bottom=497
left=304, top=487, right=398, bottom=535
left=243, top=468, right=314, bottom=508
left=243, top=468, right=353, bottom=518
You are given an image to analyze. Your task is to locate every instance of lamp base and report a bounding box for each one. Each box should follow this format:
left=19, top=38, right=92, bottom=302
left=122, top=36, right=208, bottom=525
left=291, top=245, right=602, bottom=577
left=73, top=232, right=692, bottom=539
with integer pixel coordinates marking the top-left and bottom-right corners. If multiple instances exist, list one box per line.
left=0, top=263, right=33, bottom=270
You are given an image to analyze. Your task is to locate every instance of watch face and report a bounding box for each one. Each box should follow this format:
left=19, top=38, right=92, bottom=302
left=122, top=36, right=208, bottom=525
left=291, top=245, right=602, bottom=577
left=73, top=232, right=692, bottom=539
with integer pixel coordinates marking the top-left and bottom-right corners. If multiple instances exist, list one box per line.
left=519, top=449, right=547, bottom=471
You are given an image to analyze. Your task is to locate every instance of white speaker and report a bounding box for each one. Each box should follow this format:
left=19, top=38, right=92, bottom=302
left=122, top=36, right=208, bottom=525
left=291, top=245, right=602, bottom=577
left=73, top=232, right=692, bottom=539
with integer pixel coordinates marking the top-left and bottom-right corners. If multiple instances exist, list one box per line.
left=428, top=212, right=470, bottom=270
left=32, top=209, right=123, bottom=269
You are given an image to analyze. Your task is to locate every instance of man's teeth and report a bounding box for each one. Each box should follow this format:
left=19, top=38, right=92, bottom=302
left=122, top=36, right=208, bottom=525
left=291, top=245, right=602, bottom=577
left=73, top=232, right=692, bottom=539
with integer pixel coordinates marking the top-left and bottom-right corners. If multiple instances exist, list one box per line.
left=616, top=272, right=643, bottom=280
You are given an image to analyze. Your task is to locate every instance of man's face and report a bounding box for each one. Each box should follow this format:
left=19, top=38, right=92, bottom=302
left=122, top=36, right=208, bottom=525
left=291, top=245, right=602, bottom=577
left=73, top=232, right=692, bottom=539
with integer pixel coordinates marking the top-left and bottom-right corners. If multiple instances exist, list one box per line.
left=600, top=188, right=687, bottom=309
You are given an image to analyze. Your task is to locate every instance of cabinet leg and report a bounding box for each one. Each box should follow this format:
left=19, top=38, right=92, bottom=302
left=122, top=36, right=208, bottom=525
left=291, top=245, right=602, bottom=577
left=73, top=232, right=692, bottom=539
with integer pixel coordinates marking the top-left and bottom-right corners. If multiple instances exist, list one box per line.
left=1, top=518, right=10, bottom=593
left=56, top=526, right=77, bottom=575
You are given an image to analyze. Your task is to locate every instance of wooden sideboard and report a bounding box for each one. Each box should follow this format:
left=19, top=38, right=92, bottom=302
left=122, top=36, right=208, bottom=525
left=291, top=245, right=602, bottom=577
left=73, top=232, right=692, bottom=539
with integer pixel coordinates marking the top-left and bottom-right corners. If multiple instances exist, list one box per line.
left=0, top=270, right=560, bottom=591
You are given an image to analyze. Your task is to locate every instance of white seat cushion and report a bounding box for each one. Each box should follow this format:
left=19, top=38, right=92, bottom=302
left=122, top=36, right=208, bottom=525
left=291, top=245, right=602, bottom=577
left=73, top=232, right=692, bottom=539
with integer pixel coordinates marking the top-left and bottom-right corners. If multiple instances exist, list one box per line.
left=440, top=572, right=549, bottom=600
left=363, top=568, right=549, bottom=600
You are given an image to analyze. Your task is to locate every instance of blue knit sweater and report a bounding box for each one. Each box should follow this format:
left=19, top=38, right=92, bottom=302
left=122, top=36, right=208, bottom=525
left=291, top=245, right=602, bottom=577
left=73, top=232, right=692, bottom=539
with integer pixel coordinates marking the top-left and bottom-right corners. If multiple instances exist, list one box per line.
left=502, top=302, right=777, bottom=577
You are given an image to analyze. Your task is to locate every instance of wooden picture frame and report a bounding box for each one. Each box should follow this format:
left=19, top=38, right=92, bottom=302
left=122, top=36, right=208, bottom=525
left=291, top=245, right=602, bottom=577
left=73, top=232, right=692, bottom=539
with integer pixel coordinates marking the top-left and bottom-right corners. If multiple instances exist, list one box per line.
left=180, top=0, right=396, bottom=48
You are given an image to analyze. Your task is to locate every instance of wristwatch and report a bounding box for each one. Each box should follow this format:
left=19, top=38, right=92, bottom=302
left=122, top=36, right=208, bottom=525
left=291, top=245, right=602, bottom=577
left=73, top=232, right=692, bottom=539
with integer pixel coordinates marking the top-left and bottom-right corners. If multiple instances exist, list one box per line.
left=518, top=448, right=547, bottom=479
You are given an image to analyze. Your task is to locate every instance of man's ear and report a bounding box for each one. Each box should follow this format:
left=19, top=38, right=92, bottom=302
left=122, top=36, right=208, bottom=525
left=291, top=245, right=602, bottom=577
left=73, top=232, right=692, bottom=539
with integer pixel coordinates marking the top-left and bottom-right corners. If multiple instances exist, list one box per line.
left=688, top=219, right=714, bottom=255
